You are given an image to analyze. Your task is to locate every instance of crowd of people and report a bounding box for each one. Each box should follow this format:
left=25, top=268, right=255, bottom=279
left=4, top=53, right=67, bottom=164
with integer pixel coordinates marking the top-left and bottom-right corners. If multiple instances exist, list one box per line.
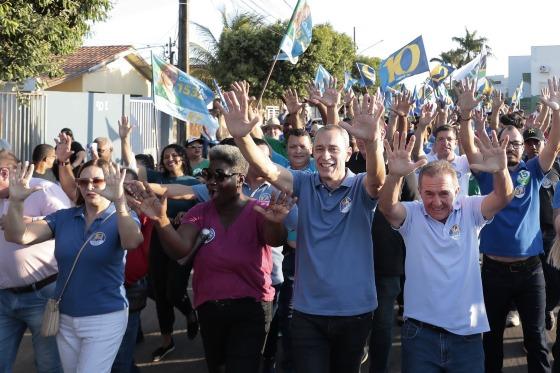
left=1, top=76, right=560, bottom=373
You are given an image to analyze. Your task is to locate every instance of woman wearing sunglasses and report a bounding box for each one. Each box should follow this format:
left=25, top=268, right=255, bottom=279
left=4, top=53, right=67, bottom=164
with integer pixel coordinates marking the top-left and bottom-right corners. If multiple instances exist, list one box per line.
left=4, top=159, right=143, bottom=372
left=133, top=145, right=294, bottom=373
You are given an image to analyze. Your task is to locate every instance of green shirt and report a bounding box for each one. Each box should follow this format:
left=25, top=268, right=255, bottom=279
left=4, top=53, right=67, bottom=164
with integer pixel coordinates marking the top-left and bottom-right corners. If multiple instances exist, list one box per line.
left=265, top=137, right=287, bottom=157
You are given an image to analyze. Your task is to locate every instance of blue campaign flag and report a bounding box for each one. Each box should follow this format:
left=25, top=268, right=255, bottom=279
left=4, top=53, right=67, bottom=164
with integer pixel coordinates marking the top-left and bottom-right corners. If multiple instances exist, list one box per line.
left=356, top=62, right=376, bottom=87
left=279, top=0, right=312, bottom=64
left=152, top=55, right=217, bottom=131
left=314, top=64, right=332, bottom=94
left=430, top=63, right=455, bottom=85
left=344, top=71, right=358, bottom=92
left=378, top=35, right=430, bottom=89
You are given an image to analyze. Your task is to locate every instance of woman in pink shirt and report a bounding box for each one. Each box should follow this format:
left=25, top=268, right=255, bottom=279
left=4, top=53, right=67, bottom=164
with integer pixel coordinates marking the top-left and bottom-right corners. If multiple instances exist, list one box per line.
left=135, top=145, right=293, bottom=373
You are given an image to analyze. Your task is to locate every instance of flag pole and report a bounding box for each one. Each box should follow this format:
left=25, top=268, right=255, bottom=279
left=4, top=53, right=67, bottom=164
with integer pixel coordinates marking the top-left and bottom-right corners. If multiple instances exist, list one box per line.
left=257, top=48, right=282, bottom=109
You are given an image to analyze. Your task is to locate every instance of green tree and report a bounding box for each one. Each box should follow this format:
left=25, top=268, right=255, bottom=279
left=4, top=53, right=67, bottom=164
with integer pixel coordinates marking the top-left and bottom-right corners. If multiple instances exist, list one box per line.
left=440, top=28, right=490, bottom=67
left=191, top=13, right=359, bottom=100
left=0, top=0, right=111, bottom=85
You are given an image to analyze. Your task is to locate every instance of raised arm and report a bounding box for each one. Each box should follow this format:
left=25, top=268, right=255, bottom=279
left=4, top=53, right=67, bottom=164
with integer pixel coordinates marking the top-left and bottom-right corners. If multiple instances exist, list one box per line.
left=92, top=164, right=144, bottom=250
left=4, top=163, right=53, bottom=245
left=412, top=103, right=437, bottom=161
left=470, top=131, right=514, bottom=219
left=455, top=79, right=484, bottom=167
left=54, top=132, right=78, bottom=202
left=308, top=78, right=342, bottom=125
left=489, top=91, right=504, bottom=132
left=282, top=88, right=305, bottom=129
left=339, top=89, right=386, bottom=198
left=379, top=132, right=427, bottom=227
left=392, top=91, right=414, bottom=135
left=253, top=192, right=296, bottom=247
left=217, top=81, right=294, bottom=194
left=119, top=116, right=137, bottom=171
left=538, top=77, right=560, bottom=172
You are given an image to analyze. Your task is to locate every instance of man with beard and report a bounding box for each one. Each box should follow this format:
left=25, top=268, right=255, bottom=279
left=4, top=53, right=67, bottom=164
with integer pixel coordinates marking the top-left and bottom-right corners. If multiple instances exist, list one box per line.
left=459, top=78, right=560, bottom=373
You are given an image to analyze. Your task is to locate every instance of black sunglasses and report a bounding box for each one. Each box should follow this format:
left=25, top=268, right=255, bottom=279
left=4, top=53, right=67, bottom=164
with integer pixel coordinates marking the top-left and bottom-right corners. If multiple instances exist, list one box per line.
left=201, top=168, right=241, bottom=182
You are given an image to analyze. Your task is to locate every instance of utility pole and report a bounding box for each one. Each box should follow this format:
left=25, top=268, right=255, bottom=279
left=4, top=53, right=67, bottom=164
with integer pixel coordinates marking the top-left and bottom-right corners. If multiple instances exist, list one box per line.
left=353, top=27, right=357, bottom=51
left=177, top=0, right=189, bottom=143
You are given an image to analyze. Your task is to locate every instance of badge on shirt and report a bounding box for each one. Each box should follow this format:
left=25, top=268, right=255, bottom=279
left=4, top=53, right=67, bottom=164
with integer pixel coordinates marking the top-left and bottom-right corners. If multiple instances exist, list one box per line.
left=542, top=175, right=553, bottom=189
left=340, top=197, right=352, bottom=213
left=517, top=170, right=530, bottom=186
left=204, top=228, right=216, bottom=244
left=258, top=193, right=272, bottom=204
left=449, top=224, right=461, bottom=240
left=514, top=185, right=526, bottom=198
left=89, top=232, right=106, bottom=246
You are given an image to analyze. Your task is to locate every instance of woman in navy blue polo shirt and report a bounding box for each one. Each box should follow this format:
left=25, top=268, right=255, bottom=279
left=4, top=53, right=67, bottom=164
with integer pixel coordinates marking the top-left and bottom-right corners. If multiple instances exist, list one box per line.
left=5, top=159, right=144, bottom=373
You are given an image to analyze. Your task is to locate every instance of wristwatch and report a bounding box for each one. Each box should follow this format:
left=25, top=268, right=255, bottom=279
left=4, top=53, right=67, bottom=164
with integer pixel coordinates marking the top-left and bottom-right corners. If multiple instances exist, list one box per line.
left=58, top=160, right=70, bottom=167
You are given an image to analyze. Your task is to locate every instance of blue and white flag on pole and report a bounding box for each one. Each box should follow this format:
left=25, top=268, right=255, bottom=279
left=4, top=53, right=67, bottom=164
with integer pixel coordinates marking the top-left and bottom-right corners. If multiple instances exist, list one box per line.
left=344, top=71, right=358, bottom=92
left=378, top=35, right=430, bottom=89
left=314, top=64, right=332, bottom=94
left=152, top=55, right=217, bottom=131
left=356, top=63, right=376, bottom=87
left=279, top=0, right=312, bottom=64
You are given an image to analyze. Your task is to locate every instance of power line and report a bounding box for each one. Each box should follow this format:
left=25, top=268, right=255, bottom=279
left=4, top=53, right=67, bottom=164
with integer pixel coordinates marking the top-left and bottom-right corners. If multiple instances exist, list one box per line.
left=246, top=0, right=281, bottom=21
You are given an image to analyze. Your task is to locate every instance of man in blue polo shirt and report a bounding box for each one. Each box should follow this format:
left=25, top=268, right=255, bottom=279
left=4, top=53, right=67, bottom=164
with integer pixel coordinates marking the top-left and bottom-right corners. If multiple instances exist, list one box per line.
left=379, top=131, right=513, bottom=372
left=219, top=82, right=386, bottom=373
left=459, top=77, right=560, bottom=372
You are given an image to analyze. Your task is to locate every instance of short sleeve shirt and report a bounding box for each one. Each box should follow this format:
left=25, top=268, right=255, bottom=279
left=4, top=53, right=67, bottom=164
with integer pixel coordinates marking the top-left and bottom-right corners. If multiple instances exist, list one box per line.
left=398, top=197, right=490, bottom=335
left=291, top=169, right=378, bottom=316
left=475, top=157, right=545, bottom=256
left=45, top=204, right=141, bottom=317
left=181, top=200, right=275, bottom=308
left=147, top=170, right=200, bottom=219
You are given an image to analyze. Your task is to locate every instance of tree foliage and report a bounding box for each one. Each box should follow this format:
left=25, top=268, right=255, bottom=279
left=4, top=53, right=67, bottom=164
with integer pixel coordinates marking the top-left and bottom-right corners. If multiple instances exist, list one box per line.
left=0, top=0, right=111, bottom=84
left=440, top=27, right=490, bottom=67
left=190, top=12, right=364, bottom=100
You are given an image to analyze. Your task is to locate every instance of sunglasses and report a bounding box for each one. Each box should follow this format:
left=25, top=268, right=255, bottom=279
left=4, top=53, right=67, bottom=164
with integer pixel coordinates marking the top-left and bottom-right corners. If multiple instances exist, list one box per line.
left=76, top=178, right=105, bottom=188
left=200, top=168, right=241, bottom=182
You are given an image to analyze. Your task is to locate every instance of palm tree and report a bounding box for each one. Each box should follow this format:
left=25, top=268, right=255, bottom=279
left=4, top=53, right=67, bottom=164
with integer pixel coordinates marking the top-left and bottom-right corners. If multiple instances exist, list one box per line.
left=189, top=10, right=264, bottom=84
left=440, top=28, right=491, bottom=68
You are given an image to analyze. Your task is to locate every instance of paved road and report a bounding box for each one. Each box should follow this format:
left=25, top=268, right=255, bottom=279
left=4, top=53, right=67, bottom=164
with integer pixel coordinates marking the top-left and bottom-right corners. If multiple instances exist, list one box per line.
left=14, top=298, right=552, bottom=372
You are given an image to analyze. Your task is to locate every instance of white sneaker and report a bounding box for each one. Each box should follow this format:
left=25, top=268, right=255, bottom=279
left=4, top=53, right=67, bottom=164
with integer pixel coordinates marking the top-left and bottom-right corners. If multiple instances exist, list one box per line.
left=506, top=311, right=520, bottom=327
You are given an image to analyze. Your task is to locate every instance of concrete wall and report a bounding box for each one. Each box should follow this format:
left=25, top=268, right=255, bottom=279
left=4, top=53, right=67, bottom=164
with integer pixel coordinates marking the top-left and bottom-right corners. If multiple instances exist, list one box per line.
left=81, top=59, right=151, bottom=96
left=507, top=56, right=531, bottom=97
left=530, top=45, right=560, bottom=96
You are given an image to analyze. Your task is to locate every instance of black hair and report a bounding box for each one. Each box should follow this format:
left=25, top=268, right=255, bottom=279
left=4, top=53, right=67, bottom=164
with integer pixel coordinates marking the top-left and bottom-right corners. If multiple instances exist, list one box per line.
left=32, top=144, right=54, bottom=164
left=135, top=154, right=155, bottom=170
left=60, top=128, right=74, bottom=139
left=433, top=124, right=458, bottom=138
left=75, top=159, right=111, bottom=206
left=159, top=144, right=191, bottom=177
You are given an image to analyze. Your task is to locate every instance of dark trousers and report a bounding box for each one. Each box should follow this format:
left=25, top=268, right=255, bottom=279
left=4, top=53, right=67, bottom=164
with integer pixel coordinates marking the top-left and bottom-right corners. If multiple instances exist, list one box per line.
left=278, top=249, right=295, bottom=370
left=262, top=283, right=282, bottom=360
left=291, top=310, right=373, bottom=373
left=197, top=298, right=272, bottom=373
left=149, top=232, right=194, bottom=335
left=482, top=256, right=551, bottom=373
left=369, top=275, right=401, bottom=373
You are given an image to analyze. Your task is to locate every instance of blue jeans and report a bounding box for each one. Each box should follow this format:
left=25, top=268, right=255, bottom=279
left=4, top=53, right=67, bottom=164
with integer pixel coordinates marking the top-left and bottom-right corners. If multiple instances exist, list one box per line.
left=0, top=281, right=62, bottom=373
left=482, top=256, right=551, bottom=373
left=369, top=275, right=401, bottom=373
left=401, top=319, right=484, bottom=373
left=291, top=310, right=373, bottom=373
left=278, top=249, right=295, bottom=370
left=111, top=310, right=140, bottom=373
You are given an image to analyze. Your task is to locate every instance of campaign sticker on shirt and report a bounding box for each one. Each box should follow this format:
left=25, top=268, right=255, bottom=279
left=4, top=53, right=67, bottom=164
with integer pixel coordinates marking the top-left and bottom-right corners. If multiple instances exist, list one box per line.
left=449, top=224, right=461, bottom=240
left=340, top=197, right=352, bottom=213
left=89, top=232, right=106, bottom=246
left=517, top=170, right=530, bottom=186
left=204, top=228, right=216, bottom=244
left=456, top=171, right=462, bottom=180
left=514, top=185, right=526, bottom=198
left=542, top=175, right=553, bottom=189
left=258, top=193, right=272, bottom=204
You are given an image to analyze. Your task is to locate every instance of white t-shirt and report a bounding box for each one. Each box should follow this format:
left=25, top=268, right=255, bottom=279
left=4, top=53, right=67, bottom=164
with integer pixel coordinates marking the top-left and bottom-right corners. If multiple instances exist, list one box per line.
left=397, top=196, right=490, bottom=335
left=425, top=153, right=471, bottom=199
left=0, top=178, right=71, bottom=288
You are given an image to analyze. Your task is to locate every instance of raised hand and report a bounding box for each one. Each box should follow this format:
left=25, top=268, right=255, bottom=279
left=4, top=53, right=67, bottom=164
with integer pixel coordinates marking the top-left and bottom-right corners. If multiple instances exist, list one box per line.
left=343, top=89, right=355, bottom=106
left=384, top=131, right=428, bottom=177
left=491, top=90, right=505, bottom=114
left=339, top=89, right=385, bottom=141
left=469, top=131, right=508, bottom=173
left=541, top=77, right=560, bottom=111
left=118, top=115, right=132, bottom=139
left=129, top=183, right=168, bottom=223
left=253, top=192, right=297, bottom=224
left=215, top=81, right=261, bottom=138
left=282, top=88, right=304, bottom=115
left=473, top=109, right=488, bottom=134
left=92, top=163, right=126, bottom=203
left=392, top=91, right=414, bottom=117
left=54, top=132, right=73, bottom=162
left=454, top=79, right=483, bottom=113
left=417, top=103, right=436, bottom=128
left=8, top=162, right=43, bottom=202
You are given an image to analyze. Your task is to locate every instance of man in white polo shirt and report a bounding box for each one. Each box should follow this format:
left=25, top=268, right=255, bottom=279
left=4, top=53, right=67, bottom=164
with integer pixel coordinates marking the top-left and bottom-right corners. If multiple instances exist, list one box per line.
left=379, top=131, right=514, bottom=372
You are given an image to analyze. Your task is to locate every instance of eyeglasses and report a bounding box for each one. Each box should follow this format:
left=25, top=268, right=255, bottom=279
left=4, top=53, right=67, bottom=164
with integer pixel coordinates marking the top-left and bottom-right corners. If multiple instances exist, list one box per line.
left=201, top=168, right=241, bottom=182
left=76, top=178, right=105, bottom=188
left=506, top=141, right=524, bottom=149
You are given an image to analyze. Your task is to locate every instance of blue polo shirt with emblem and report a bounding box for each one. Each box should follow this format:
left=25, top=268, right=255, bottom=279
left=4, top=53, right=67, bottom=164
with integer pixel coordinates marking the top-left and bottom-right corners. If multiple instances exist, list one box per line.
left=292, top=169, right=377, bottom=316
left=475, top=157, right=545, bottom=256
left=45, top=204, right=140, bottom=317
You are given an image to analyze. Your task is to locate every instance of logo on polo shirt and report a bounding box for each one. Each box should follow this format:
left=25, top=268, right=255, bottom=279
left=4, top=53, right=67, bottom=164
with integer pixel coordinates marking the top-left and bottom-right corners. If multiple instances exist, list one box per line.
left=517, top=170, right=530, bottom=186
left=258, top=193, right=272, bottom=204
left=89, top=232, right=106, bottom=246
left=542, top=175, right=553, bottom=189
left=514, top=185, right=526, bottom=198
left=449, top=224, right=461, bottom=240
left=340, top=197, right=352, bottom=213
left=204, top=228, right=216, bottom=244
